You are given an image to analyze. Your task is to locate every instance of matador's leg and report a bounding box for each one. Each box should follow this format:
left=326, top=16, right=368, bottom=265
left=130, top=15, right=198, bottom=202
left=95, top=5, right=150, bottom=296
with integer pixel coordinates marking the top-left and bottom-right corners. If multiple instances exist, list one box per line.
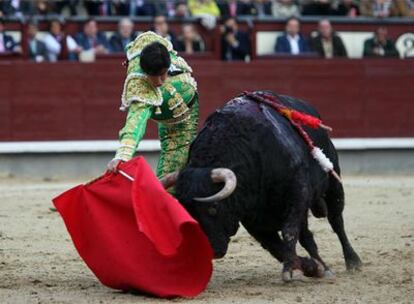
left=157, top=101, right=199, bottom=189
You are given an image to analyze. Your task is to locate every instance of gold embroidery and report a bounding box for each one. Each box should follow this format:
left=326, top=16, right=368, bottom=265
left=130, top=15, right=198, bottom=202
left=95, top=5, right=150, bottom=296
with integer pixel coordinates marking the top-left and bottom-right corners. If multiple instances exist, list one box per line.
left=168, top=73, right=197, bottom=91
left=126, top=31, right=175, bottom=61
left=169, top=93, right=184, bottom=110
left=171, top=56, right=193, bottom=73
left=158, top=111, right=191, bottom=125
left=121, top=73, right=163, bottom=109
left=163, top=83, right=176, bottom=96
left=168, top=97, right=178, bottom=108
left=172, top=103, right=189, bottom=118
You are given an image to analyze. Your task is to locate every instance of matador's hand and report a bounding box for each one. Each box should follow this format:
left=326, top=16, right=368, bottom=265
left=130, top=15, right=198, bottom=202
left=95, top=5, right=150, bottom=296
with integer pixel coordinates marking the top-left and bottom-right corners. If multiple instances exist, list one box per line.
left=107, top=159, right=123, bottom=173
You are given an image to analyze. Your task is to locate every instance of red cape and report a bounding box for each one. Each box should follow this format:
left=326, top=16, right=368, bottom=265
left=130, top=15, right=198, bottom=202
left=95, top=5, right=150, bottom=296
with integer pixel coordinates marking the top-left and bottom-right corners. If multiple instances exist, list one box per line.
left=53, top=157, right=213, bottom=298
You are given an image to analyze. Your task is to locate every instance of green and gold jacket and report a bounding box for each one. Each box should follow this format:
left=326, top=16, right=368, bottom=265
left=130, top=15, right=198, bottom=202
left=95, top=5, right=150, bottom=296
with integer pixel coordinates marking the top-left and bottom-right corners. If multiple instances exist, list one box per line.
left=115, top=31, right=198, bottom=161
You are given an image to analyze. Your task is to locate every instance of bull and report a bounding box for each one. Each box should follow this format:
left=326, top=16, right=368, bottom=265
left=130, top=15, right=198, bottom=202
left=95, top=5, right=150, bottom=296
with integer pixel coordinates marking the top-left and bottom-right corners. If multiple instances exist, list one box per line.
left=162, top=91, right=362, bottom=281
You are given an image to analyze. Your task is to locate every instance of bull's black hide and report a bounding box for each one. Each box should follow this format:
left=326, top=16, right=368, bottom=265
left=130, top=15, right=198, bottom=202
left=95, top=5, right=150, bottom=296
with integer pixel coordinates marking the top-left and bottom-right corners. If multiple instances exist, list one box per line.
left=175, top=91, right=362, bottom=281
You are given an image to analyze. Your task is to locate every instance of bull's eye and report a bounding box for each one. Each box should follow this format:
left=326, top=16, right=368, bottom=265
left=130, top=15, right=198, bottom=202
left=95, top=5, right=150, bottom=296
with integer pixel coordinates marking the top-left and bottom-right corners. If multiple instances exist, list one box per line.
left=208, top=207, right=217, bottom=216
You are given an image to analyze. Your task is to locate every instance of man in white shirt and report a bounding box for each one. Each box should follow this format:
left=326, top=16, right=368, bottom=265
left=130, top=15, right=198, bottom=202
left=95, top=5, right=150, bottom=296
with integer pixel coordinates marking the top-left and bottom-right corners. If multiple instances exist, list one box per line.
left=43, top=19, right=80, bottom=61
left=287, top=32, right=300, bottom=55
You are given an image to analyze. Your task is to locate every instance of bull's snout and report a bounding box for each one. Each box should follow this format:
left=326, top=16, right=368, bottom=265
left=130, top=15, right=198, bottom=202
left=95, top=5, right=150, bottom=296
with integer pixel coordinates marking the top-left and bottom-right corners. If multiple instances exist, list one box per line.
left=211, top=238, right=229, bottom=259
left=213, top=251, right=226, bottom=259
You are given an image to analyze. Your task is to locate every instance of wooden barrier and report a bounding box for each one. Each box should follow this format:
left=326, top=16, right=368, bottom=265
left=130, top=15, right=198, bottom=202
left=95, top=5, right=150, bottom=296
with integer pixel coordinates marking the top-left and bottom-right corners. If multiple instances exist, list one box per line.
left=0, top=59, right=413, bottom=141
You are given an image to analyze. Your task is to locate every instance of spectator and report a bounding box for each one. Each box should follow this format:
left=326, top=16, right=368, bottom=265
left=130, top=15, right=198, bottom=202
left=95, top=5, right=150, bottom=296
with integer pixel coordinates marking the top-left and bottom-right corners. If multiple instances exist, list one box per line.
left=363, top=27, right=399, bottom=57
left=360, top=0, right=393, bottom=17
left=152, top=15, right=177, bottom=48
left=75, top=18, right=109, bottom=55
left=221, top=17, right=250, bottom=61
left=391, top=0, right=414, bottom=16
left=109, top=18, right=136, bottom=53
left=218, top=0, right=251, bottom=17
left=334, top=0, right=360, bottom=16
left=188, top=0, right=221, bottom=16
left=0, top=18, right=18, bottom=53
left=175, top=2, right=190, bottom=18
left=189, top=0, right=220, bottom=29
left=274, top=17, right=310, bottom=55
left=33, top=0, right=53, bottom=15
left=231, top=0, right=272, bottom=17
left=225, top=0, right=272, bottom=17
left=157, top=0, right=179, bottom=17
left=311, top=19, right=347, bottom=58
left=84, top=0, right=102, bottom=16
left=129, top=0, right=158, bottom=16
left=271, top=0, right=300, bottom=18
left=27, top=21, right=48, bottom=62
left=1, top=0, right=33, bottom=17
left=176, top=23, right=205, bottom=53
left=302, top=0, right=336, bottom=15
left=83, top=0, right=125, bottom=16
left=249, top=0, right=272, bottom=17
left=43, top=19, right=80, bottom=61
left=54, top=0, right=79, bottom=16
left=112, top=0, right=130, bottom=15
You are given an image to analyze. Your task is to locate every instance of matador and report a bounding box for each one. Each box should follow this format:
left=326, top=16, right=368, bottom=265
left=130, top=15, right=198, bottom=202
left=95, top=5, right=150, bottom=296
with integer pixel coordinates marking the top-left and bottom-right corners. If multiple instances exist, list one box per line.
left=107, top=31, right=199, bottom=182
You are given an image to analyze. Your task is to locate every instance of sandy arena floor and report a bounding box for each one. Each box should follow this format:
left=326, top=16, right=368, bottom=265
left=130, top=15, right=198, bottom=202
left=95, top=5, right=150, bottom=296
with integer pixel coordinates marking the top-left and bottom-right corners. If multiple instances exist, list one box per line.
left=0, top=175, right=413, bottom=304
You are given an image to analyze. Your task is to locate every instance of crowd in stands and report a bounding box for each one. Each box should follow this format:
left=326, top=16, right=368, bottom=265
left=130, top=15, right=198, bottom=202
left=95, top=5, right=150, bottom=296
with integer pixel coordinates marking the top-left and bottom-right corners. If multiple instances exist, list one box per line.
left=0, top=15, right=402, bottom=61
left=273, top=16, right=399, bottom=57
left=0, top=14, right=212, bottom=61
left=0, top=0, right=413, bottom=19
left=0, top=1, right=408, bottom=61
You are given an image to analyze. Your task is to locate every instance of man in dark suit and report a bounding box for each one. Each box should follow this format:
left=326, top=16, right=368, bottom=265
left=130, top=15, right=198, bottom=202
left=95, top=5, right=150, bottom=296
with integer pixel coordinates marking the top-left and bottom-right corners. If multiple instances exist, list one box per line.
left=221, top=17, right=251, bottom=61
left=217, top=0, right=252, bottom=17
left=274, top=17, right=310, bottom=55
left=27, top=21, right=48, bottom=62
left=151, top=15, right=177, bottom=49
left=1, top=0, right=33, bottom=17
left=109, top=18, right=137, bottom=53
left=129, top=0, right=158, bottom=16
left=363, top=27, right=399, bottom=58
left=218, top=0, right=272, bottom=17
left=311, top=19, right=347, bottom=58
left=75, top=18, right=109, bottom=54
left=249, top=0, right=272, bottom=17
left=0, top=18, right=18, bottom=53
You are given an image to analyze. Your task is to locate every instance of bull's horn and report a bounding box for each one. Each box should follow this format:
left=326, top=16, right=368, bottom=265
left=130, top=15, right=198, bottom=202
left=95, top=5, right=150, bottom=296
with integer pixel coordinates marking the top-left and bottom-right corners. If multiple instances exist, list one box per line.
left=194, top=168, right=237, bottom=202
left=160, top=171, right=179, bottom=189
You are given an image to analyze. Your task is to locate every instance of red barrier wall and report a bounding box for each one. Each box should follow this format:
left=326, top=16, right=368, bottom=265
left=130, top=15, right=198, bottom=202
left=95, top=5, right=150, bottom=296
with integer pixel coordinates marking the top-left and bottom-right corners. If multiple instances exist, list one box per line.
left=1, top=59, right=413, bottom=141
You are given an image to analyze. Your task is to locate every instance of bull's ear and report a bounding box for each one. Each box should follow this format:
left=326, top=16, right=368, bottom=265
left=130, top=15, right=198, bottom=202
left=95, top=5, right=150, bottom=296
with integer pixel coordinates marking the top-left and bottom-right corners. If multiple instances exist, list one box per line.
left=159, top=171, right=179, bottom=189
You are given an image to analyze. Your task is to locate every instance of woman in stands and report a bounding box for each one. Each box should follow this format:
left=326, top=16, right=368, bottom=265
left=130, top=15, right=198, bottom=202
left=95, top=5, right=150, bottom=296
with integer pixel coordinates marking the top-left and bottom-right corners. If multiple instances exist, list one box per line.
left=43, top=19, right=80, bottom=61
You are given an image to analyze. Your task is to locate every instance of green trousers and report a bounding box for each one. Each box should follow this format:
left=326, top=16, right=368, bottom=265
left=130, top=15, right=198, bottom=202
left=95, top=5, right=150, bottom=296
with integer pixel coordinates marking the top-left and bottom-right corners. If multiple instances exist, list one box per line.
left=156, top=99, right=199, bottom=180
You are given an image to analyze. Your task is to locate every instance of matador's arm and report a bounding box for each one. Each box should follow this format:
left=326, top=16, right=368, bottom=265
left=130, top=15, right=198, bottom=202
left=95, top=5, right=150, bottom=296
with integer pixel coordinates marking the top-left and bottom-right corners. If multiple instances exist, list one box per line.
left=114, top=102, right=152, bottom=161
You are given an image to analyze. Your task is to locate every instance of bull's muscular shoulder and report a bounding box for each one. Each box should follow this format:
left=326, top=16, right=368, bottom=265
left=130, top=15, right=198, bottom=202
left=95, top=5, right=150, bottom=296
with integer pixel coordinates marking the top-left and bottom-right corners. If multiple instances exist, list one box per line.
left=278, top=94, right=321, bottom=119
left=214, top=96, right=307, bottom=165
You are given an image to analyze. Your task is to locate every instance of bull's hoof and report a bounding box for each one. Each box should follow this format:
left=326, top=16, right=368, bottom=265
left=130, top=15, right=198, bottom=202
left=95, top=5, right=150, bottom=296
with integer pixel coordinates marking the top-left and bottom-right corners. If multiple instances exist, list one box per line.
left=282, top=269, right=310, bottom=283
left=300, top=257, right=325, bottom=278
left=346, top=256, right=363, bottom=272
left=346, top=260, right=362, bottom=272
left=323, top=269, right=336, bottom=281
